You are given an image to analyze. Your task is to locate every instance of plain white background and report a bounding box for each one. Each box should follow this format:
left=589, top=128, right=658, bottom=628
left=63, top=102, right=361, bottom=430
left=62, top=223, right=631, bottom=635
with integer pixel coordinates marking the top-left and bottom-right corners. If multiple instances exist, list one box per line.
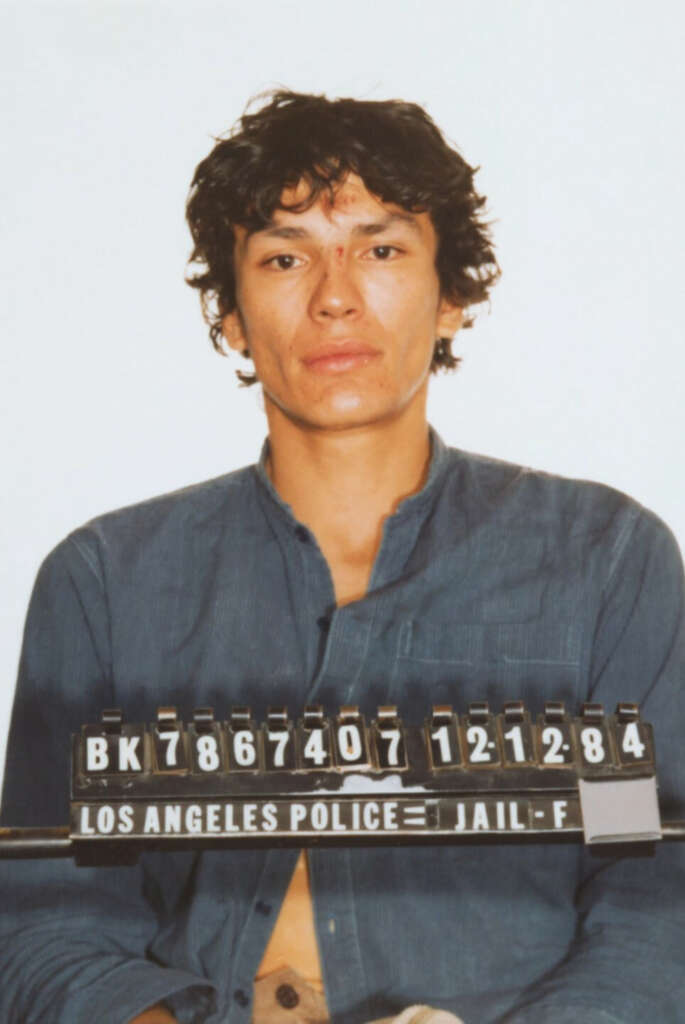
left=1, top=1, right=683, bottom=797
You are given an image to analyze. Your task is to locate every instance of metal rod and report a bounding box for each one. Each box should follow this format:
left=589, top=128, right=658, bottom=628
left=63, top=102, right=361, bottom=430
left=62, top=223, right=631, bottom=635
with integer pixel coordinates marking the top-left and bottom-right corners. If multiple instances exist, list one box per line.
left=0, top=828, right=73, bottom=858
left=661, top=820, right=685, bottom=840
left=1, top=822, right=685, bottom=859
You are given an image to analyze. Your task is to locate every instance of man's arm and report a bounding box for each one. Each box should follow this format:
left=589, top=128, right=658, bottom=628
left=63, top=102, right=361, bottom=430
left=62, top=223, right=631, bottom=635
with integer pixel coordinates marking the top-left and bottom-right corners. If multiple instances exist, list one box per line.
left=0, top=538, right=215, bottom=1024
left=499, top=508, right=685, bottom=1023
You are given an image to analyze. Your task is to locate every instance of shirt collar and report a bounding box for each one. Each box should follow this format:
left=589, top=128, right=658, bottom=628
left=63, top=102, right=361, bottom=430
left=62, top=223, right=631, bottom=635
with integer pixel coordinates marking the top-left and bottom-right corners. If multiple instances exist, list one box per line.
left=253, top=425, right=451, bottom=530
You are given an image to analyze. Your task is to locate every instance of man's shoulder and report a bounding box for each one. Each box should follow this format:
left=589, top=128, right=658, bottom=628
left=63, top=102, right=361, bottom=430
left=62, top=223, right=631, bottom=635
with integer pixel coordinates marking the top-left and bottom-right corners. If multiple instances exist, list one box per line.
left=450, top=444, right=630, bottom=510
left=52, top=464, right=260, bottom=580
left=445, top=445, right=671, bottom=552
left=84, top=463, right=256, bottom=529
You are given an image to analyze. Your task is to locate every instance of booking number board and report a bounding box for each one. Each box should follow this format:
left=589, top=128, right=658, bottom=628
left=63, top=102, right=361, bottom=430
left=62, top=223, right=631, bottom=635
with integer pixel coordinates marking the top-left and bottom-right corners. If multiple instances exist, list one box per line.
left=77, top=701, right=653, bottom=777
left=70, top=702, right=657, bottom=844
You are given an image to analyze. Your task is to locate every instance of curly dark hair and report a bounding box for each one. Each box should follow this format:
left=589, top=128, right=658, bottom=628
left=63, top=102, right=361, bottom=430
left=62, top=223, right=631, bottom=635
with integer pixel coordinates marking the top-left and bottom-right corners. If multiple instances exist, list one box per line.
left=186, top=89, right=500, bottom=385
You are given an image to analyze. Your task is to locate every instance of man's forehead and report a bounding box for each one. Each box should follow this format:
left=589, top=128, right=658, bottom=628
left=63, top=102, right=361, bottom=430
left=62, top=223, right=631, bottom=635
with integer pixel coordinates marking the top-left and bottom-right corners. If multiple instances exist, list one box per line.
left=279, top=172, right=372, bottom=212
left=242, top=173, right=430, bottom=241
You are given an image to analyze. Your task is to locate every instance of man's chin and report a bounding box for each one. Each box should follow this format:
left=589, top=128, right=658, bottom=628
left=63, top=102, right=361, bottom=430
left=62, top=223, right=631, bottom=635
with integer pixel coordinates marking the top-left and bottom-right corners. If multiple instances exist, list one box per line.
left=291, top=405, right=410, bottom=436
left=264, top=384, right=420, bottom=435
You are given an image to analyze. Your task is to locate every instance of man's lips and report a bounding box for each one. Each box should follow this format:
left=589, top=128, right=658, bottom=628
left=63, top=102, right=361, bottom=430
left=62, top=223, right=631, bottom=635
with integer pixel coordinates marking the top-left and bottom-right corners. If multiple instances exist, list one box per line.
left=301, top=342, right=381, bottom=374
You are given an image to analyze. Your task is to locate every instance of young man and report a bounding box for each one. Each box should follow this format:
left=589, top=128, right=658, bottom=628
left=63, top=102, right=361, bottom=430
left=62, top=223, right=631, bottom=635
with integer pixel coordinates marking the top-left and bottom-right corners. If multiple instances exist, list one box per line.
left=1, top=91, right=684, bottom=1024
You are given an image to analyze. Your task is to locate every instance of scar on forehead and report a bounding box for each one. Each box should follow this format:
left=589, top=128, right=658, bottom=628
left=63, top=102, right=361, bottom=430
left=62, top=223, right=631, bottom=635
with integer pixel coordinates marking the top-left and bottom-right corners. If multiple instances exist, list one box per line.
left=320, top=178, right=366, bottom=213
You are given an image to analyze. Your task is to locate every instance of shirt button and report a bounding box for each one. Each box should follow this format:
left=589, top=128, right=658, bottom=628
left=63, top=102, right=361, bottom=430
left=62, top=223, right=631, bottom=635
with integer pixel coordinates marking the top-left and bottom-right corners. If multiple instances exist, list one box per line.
left=234, top=988, right=250, bottom=1007
left=317, top=616, right=330, bottom=632
left=255, top=900, right=272, bottom=915
left=275, top=983, right=300, bottom=1009
left=295, top=526, right=310, bottom=543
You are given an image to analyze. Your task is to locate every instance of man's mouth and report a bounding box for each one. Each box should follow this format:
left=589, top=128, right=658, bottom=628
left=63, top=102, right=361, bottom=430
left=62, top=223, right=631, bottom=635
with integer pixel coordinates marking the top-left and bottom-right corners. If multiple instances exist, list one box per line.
left=301, top=341, right=381, bottom=375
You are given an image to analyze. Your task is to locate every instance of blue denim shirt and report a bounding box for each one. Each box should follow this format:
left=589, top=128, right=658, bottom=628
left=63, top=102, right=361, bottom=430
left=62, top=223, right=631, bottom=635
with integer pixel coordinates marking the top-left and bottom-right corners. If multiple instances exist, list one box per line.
left=2, top=432, right=685, bottom=1024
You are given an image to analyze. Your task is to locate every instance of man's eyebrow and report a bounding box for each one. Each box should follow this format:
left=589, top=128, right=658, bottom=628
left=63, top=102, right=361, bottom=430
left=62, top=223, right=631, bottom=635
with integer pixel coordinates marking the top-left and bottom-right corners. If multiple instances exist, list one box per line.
left=249, top=212, right=423, bottom=242
left=254, top=225, right=310, bottom=240
left=352, top=213, right=423, bottom=237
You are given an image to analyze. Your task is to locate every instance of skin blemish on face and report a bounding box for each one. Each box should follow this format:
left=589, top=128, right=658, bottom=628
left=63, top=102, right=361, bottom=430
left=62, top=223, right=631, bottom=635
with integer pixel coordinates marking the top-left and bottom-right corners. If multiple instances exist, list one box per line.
left=335, top=245, right=344, bottom=260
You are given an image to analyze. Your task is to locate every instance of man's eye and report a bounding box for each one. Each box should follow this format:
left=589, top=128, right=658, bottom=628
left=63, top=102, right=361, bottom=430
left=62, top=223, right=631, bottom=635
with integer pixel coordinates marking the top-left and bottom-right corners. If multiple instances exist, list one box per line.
left=264, top=254, right=302, bottom=270
left=367, top=245, right=400, bottom=260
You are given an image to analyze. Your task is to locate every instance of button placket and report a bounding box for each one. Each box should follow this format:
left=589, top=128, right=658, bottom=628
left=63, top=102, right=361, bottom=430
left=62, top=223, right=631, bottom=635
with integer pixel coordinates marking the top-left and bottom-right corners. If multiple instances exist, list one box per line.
left=288, top=517, right=339, bottom=684
left=308, top=848, right=372, bottom=1023
left=222, top=848, right=300, bottom=1024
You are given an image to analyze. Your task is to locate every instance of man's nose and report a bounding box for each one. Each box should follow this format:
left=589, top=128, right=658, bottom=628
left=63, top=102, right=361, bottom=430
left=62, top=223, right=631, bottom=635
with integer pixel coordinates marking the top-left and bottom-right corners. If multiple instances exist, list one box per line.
left=308, top=256, right=362, bottom=321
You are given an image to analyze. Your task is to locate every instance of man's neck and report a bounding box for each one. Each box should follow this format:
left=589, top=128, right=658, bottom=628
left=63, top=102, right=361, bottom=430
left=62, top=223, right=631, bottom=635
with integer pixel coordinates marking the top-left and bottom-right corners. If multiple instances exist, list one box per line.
left=264, top=397, right=432, bottom=605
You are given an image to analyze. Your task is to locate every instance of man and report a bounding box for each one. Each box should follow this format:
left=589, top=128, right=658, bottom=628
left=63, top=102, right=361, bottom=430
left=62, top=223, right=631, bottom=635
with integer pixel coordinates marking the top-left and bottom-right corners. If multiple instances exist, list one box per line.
left=1, top=90, right=684, bottom=1024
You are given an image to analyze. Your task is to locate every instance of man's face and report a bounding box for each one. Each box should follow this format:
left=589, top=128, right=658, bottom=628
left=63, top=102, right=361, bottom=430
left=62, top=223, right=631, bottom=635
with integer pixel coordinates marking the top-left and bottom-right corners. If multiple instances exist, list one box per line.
left=223, top=174, right=462, bottom=432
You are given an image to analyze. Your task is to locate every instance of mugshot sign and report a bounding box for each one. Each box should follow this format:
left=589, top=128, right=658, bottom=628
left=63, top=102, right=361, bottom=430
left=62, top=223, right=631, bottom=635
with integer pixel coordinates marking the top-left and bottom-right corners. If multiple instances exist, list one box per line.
left=71, top=793, right=582, bottom=841
left=69, top=701, right=661, bottom=851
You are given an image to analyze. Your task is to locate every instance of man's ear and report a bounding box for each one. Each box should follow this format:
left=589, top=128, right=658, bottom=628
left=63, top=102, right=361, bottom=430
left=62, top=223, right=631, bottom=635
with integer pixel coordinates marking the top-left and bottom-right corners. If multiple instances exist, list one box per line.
left=436, top=299, right=464, bottom=338
left=221, top=310, right=248, bottom=354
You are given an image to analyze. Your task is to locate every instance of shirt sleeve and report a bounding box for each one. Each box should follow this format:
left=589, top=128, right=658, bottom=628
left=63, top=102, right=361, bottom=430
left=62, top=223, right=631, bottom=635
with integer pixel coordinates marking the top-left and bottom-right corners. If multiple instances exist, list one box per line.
left=0, top=537, right=217, bottom=1024
left=500, top=507, right=685, bottom=1023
